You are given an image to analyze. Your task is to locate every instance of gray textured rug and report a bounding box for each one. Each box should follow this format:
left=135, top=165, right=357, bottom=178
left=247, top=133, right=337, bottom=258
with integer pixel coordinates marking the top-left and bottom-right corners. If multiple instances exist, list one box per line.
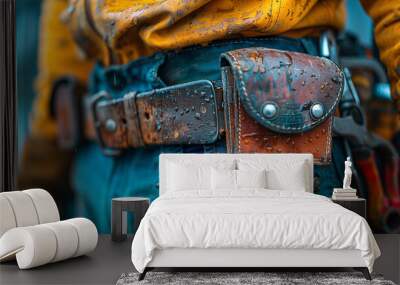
left=117, top=272, right=395, bottom=285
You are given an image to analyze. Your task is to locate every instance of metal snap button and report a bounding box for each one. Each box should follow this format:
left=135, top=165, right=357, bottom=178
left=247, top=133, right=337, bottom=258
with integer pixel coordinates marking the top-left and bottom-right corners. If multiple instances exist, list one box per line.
left=105, top=119, right=117, bottom=132
left=262, top=103, right=278, bottom=119
left=310, top=103, right=324, bottom=120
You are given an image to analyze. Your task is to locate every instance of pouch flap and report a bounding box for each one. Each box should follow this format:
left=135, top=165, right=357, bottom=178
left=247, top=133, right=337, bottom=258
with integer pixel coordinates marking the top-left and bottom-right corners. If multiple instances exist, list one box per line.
left=221, top=48, right=343, bottom=134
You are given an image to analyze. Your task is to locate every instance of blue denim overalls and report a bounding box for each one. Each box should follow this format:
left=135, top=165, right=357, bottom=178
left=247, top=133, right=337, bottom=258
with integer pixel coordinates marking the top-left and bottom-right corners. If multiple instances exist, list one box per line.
left=72, top=37, right=345, bottom=232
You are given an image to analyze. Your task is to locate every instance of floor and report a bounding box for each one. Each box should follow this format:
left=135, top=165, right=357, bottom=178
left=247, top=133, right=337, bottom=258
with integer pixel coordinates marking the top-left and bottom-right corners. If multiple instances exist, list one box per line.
left=374, top=234, right=400, bottom=284
left=0, top=235, right=399, bottom=285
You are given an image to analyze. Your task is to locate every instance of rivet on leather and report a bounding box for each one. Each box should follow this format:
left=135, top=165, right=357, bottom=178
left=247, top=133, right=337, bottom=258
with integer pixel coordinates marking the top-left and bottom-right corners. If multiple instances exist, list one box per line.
left=262, top=103, right=278, bottom=119
left=105, top=119, right=117, bottom=132
left=310, top=103, right=324, bottom=120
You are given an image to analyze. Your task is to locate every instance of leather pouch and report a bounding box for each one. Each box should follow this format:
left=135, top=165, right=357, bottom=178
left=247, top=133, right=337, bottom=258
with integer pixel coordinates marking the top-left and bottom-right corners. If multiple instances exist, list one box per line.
left=221, top=48, right=343, bottom=164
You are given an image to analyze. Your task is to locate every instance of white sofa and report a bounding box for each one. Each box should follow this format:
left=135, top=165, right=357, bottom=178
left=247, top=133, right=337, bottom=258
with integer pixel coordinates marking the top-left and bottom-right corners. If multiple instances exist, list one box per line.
left=0, top=189, right=98, bottom=269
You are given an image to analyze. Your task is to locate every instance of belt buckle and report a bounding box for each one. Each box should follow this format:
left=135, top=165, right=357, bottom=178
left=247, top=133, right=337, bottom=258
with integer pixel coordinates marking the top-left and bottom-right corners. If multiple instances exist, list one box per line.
left=319, top=30, right=338, bottom=63
left=89, top=91, right=122, bottom=156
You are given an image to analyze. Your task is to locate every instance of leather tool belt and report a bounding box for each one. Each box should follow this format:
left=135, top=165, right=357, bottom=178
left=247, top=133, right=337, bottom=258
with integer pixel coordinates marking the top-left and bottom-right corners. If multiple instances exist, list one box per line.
left=53, top=79, right=224, bottom=156
left=221, top=48, right=343, bottom=164
left=52, top=48, right=343, bottom=163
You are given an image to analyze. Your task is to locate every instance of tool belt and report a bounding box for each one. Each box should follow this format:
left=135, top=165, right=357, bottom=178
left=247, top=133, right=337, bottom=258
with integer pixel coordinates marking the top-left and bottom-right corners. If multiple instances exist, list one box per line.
left=52, top=48, right=343, bottom=163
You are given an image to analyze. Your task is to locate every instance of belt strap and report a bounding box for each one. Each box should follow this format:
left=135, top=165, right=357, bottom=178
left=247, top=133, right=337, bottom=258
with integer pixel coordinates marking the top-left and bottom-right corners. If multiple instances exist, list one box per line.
left=52, top=37, right=325, bottom=156
left=73, top=80, right=224, bottom=155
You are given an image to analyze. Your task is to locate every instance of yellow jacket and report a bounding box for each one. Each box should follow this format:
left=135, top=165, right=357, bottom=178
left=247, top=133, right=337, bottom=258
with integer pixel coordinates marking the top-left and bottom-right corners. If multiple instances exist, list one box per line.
left=33, top=0, right=400, bottom=139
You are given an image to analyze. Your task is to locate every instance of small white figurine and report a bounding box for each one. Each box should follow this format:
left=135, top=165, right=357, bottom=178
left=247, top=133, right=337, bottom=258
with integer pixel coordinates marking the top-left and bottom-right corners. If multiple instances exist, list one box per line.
left=343, top=157, right=353, bottom=189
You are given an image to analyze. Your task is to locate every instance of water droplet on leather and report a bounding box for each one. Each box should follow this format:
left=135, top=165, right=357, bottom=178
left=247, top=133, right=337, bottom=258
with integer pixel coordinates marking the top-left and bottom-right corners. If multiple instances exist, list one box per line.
left=331, top=76, right=340, bottom=83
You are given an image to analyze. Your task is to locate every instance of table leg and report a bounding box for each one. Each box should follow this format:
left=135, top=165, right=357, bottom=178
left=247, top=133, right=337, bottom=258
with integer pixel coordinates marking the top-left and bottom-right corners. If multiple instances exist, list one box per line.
left=112, top=201, right=127, bottom=242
